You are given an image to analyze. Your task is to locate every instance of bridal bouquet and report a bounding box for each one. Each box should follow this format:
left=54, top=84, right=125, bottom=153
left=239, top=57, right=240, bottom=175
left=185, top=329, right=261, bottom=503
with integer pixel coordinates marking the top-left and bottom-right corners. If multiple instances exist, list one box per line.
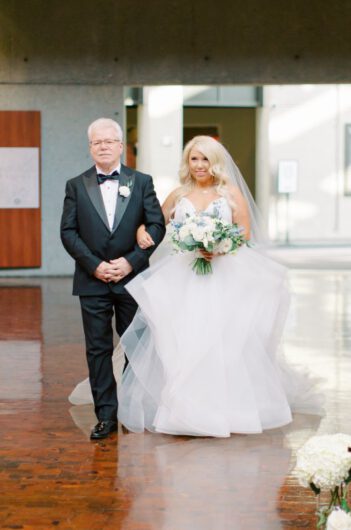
left=170, top=212, right=246, bottom=275
left=294, top=433, right=351, bottom=528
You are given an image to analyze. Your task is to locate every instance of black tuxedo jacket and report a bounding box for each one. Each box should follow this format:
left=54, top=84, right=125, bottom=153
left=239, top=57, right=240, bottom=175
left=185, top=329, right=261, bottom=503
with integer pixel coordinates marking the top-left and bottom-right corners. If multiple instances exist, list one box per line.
left=60, top=164, right=166, bottom=296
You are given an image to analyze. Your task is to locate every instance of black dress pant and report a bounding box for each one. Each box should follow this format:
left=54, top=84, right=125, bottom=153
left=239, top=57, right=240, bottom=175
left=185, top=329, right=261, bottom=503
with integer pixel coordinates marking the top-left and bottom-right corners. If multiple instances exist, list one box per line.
left=79, top=291, right=138, bottom=422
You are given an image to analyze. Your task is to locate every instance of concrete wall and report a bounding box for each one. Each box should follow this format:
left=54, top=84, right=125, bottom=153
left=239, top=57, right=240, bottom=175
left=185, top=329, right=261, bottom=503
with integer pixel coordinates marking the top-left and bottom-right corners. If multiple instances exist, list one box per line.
left=2, top=1, right=351, bottom=277
left=0, top=85, right=124, bottom=277
left=1, top=0, right=351, bottom=85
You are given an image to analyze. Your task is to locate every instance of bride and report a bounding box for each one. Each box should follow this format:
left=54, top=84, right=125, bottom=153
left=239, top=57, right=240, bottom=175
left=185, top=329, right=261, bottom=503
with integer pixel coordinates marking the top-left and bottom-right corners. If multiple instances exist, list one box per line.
left=70, top=136, right=323, bottom=437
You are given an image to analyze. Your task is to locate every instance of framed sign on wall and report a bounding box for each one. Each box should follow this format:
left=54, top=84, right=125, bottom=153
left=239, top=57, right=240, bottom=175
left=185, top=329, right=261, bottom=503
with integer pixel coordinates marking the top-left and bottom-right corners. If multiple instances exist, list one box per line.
left=0, top=111, right=41, bottom=268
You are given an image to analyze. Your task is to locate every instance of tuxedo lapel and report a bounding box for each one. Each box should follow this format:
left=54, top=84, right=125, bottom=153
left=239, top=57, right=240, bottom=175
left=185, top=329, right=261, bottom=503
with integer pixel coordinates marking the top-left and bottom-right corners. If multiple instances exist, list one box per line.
left=82, top=167, right=110, bottom=231
left=112, top=165, right=135, bottom=233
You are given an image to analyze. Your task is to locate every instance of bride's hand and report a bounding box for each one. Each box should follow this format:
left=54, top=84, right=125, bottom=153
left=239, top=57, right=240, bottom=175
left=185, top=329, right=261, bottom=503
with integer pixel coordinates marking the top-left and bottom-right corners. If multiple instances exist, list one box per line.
left=199, top=249, right=214, bottom=261
left=137, top=225, right=155, bottom=249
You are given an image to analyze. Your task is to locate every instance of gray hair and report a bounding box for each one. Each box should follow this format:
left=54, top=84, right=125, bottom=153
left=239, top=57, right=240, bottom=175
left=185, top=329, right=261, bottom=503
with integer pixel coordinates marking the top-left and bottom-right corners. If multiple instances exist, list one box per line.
left=87, top=118, right=123, bottom=141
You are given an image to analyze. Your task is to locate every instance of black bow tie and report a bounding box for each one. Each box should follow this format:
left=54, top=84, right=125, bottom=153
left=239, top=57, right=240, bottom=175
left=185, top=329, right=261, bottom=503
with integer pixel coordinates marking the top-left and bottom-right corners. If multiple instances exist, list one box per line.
left=96, top=170, right=119, bottom=185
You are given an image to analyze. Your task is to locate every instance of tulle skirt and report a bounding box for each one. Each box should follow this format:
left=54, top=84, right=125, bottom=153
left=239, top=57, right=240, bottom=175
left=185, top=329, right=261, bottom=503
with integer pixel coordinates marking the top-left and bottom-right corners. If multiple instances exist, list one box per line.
left=69, top=246, right=323, bottom=437
left=116, top=246, right=323, bottom=437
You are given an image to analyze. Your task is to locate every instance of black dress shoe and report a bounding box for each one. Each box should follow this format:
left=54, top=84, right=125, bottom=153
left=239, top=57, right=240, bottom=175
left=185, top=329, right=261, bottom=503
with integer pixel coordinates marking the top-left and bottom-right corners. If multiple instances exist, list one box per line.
left=90, top=420, right=117, bottom=440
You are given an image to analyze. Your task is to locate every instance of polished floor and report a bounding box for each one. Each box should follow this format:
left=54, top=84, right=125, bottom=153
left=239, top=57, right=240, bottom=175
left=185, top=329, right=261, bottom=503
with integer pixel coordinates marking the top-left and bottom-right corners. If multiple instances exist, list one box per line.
left=0, top=272, right=350, bottom=530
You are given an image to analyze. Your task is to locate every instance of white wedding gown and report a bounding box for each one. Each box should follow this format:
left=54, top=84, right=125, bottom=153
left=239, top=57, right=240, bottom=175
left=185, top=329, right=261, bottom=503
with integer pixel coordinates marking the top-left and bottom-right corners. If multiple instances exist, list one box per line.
left=69, top=197, right=323, bottom=437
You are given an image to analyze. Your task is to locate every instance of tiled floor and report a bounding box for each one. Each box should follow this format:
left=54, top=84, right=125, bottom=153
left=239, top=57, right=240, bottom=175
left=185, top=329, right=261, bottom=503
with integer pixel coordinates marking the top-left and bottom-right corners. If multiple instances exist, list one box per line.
left=0, top=272, right=350, bottom=529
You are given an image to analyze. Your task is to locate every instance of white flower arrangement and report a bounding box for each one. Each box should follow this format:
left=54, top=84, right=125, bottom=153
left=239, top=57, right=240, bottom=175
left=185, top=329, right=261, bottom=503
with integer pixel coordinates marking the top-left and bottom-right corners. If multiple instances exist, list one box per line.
left=295, top=434, right=351, bottom=491
left=294, top=433, right=351, bottom=528
left=326, top=509, right=351, bottom=530
left=170, top=211, right=246, bottom=275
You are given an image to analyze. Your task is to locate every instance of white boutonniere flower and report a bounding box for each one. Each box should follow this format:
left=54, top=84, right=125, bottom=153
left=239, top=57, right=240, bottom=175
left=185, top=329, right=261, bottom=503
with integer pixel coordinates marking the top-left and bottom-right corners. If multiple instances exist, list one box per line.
left=119, top=180, right=132, bottom=199
left=119, top=186, right=131, bottom=198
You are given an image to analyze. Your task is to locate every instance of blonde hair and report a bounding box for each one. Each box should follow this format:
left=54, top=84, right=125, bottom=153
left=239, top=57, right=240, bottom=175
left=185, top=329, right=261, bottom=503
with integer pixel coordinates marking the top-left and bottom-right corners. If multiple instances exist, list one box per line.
left=176, top=135, right=234, bottom=205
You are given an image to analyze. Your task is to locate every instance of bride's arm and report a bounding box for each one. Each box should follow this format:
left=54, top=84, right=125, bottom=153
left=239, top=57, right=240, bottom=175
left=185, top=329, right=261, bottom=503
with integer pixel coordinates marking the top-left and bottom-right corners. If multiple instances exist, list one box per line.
left=161, top=188, right=180, bottom=224
left=137, top=188, right=180, bottom=249
left=136, top=224, right=154, bottom=249
left=229, top=186, right=251, bottom=240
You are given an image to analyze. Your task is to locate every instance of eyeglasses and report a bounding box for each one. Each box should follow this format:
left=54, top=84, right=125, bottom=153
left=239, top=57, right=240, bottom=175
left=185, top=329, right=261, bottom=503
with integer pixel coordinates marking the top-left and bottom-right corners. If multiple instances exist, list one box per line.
left=90, top=139, right=121, bottom=148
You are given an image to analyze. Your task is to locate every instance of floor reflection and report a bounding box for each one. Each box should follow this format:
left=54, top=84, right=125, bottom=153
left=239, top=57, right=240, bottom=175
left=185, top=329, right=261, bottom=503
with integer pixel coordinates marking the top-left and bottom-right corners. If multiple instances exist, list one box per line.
left=0, top=340, right=42, bottom=400
left=117, top=435, right=291, bottom=530
left=70, top=403, right=291, bottom=530
left=0, top=273, right=350, bottom=529
left=0, top=285, right=42, bottom=406
left=0, top=285, right=42, bottom=340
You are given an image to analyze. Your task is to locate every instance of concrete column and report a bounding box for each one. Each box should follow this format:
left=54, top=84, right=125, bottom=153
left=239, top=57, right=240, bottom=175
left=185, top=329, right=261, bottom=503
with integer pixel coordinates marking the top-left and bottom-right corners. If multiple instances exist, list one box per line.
left=137, top=86, right=183, bottom=202
left=255, top=88, right=273, bottom=238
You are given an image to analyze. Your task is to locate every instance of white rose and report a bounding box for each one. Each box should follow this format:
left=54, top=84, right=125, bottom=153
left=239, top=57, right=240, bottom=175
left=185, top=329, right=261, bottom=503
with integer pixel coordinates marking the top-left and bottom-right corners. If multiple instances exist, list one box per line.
left=205, top=219, right=216, bottom=232
left=217, top=238, right=233, bottom=254
left=191, top=226, right=206, bottom=242
left=327, top=509, right=351, bottom=530
left=119, top=185, right=131, bottom=198
left=187, top=222, right=198, bottom=232
left=179, top=225, right=191, bottom=240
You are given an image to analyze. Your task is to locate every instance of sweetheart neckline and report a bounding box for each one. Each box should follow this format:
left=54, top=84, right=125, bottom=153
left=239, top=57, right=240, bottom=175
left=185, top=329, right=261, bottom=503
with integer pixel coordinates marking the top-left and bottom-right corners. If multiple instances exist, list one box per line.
left=181, top=196, right=226, bottom=212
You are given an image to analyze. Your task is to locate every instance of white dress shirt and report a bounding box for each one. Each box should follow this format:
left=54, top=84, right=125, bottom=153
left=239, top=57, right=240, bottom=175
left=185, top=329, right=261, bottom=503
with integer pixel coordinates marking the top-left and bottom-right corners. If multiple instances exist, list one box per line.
left=96, top=164, right=121, bottom=231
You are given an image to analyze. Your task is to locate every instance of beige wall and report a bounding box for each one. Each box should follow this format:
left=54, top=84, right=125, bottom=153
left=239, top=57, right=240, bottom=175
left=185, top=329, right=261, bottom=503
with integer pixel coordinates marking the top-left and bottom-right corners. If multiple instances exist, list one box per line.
left=184, top=108, right=256, bottom=197
left=127, top=105, right=256, bottom=197
left=267, top=85, right=351, bottom=243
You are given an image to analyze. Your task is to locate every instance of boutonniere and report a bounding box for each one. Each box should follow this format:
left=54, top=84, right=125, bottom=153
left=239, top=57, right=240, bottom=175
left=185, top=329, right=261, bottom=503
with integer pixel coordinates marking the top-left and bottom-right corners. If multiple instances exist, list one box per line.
left=119, top=180, right=133, bottom=199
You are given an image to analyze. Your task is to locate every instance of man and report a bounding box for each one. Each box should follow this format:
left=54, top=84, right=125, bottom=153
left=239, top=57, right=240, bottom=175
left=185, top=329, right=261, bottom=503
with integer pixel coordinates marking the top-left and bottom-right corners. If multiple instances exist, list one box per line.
left=60, top=118, right=165, bottom=440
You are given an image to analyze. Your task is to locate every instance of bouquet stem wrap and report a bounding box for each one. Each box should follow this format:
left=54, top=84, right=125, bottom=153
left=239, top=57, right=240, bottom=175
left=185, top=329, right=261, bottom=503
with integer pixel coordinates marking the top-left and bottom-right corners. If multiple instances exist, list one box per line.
left=191, top=256, right=213, bottom=275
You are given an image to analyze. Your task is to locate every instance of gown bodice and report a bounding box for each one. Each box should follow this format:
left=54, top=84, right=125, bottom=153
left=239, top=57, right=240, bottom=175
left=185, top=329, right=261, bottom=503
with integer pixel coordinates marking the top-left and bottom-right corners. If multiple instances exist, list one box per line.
left=174, top=197, right=232, bottom=224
